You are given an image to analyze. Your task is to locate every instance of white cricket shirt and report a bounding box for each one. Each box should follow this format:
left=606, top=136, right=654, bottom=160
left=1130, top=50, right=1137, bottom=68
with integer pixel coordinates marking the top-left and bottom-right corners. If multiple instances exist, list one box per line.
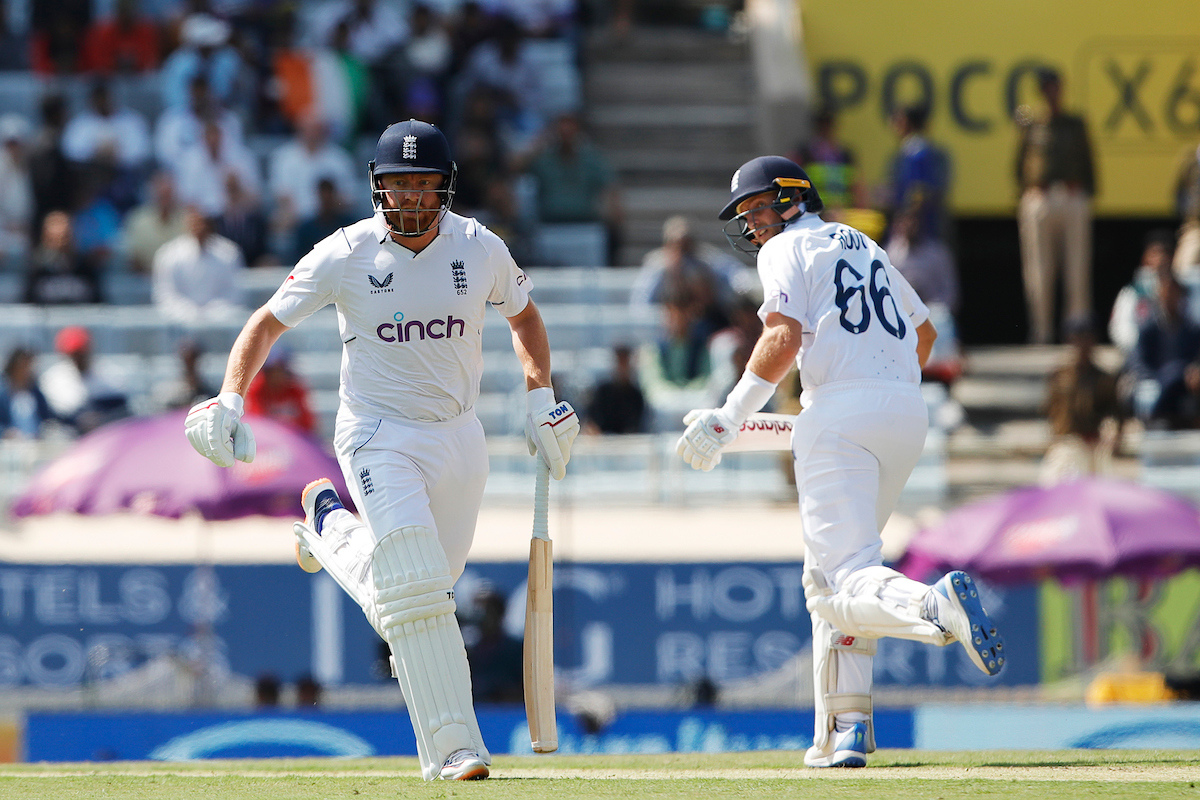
left=267, top=211, right=531, bottom=423
left=755, top=213, right=929, bottom=394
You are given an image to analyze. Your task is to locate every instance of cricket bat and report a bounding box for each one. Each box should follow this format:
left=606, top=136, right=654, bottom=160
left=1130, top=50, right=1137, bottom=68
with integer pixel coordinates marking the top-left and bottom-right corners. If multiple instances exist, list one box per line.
left=524, top=459, right=557, bottom=753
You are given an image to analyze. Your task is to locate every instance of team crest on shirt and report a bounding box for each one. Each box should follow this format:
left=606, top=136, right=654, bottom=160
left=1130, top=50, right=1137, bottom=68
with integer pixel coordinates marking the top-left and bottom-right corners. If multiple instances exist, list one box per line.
left=451, top=260, right=467, bottom=295
left=368, top=273, right=394, bottom=294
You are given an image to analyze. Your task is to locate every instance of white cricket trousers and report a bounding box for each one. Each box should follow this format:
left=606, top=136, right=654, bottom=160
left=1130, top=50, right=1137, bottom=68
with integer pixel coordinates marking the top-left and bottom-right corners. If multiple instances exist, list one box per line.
left=333, top=408, right=489, bottom=580
left=792, top=380, right=928, bottom=591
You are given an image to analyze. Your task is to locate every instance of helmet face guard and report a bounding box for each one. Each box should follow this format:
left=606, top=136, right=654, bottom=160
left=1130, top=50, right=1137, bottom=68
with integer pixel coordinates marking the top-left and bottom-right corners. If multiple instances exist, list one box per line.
left=721, top=177, right=810, bottom=255
left=369, top=162, right=457, bottom=237
left=369, top=119, right=457, bottom=237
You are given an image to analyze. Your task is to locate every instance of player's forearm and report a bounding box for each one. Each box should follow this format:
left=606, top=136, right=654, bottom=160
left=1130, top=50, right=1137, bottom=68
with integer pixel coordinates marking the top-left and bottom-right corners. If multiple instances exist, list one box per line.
left=915, top=318, right=938, bottom=369
left=220, top=305, right=290, bottom=397
left=745, top=313, right=803, bottom=385
left=508, top=301, right=553, bottom=391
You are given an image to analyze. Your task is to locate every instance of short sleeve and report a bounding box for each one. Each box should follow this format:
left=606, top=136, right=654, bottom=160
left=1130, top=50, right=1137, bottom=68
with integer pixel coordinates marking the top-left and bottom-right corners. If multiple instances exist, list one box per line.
left=889, top=261, right=930, bottom=328
left=267, top=230, right=347, bottom=327
left=755, top=238, right=807, bottom=326
left=482, top=225, right=532, bottom=318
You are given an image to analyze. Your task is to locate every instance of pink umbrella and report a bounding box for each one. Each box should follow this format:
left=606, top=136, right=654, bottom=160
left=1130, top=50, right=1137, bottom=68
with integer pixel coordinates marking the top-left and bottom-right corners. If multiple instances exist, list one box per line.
left=11, top=411, right=352, bottom=522
left=898, top=478, right=1200, bottom=585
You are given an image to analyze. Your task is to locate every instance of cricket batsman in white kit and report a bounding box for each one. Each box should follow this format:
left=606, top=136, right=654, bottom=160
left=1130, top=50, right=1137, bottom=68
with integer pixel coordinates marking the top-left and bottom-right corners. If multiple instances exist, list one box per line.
left=185, top=119, right=579, bottom=780
left=677, top=156, right=1006, bottom=768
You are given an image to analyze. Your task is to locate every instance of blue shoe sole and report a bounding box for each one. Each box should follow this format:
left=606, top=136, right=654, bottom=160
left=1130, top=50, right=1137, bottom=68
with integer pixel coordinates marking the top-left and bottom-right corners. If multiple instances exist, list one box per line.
left=936, top=571, right=1005, bottom=676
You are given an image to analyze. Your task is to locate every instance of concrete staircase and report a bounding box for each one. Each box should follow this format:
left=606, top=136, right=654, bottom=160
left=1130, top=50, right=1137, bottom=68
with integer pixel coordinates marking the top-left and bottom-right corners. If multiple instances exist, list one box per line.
left=583, top=27, right=758, bottom=266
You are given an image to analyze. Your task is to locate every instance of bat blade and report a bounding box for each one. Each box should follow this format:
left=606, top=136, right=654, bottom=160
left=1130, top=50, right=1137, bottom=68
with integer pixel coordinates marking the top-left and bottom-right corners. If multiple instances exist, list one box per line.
left=524, top=462, right=557, bottom=753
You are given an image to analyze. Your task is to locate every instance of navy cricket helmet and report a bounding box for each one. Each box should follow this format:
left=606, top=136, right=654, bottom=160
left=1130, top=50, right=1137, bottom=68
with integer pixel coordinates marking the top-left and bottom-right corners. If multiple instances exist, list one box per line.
left=369, top=119, right=458, bottom=236
left=719, top=155, right=823, bottom=254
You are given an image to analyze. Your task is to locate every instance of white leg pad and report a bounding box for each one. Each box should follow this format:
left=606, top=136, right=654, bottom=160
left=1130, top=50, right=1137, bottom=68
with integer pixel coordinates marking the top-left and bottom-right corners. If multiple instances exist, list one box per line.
left=373, top=526, right=489, bottom=781
left=806, top=609, right=877, bottom=757
left=806, top=564, right=948, bottom=645
left=293, top=514, right=381, bottom=635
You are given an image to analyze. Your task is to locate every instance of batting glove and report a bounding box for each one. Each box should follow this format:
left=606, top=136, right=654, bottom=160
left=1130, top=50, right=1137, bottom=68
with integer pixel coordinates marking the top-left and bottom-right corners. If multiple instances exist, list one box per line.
left=185, top=392, right=257, bottom=468
left=677, top=408, right=739, bottom=471
left=525, top=387, right=579, bottom=480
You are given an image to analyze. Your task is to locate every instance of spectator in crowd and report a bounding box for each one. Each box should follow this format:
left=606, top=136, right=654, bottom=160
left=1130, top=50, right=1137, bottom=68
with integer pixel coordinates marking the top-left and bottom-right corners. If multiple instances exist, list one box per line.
left=492, top=0, right=577, bottom=38
left=885, top=207, right=963, bottom=385
left=888, top=103, right=951, bottom=245
left=584, top=344, right=646, bottom=434
left=244, top=347, right=316, bottom=435
left=28, top=93, right=74, bottom=232
left=30, top=2, right=90, bottom=75
left=154, top=75, right=246, bottom=170
left=399, top=5, right=452, bottom=103
left=152, top=206, right=245, bottom=322
left=522, top=112, right=622, bottom=266
left=638, top=288, right=711, bottom=428
left=160, top=13, right=244, bottom=112
left=254, top=672, right=281, bottom=707
left=458, top=17, right=543, bottom=153
left=120, top=169, right=188, bottom=274
left=706, top=290, right=763, bottom=407
left=1015, top=68, right=1096, bottom=344
left=312, top=0, right=408, bottom=69
left=263, top=8, right=317, bottom=133
left=0, top=0, right=30, bottom=71
left=631, top=215, right=745, bottom=336
left=290, top=177, right=357, bottom=264
left=39, top=325, right=130, bottom=434
left=62, top=79, right=152, bottom=213
left=80, top=0, right=161, bottom=75
left=473, top=177, right=534, bottom=267
left=267, top=115, right=357, bottom=256
left=463, top=585, right=523, bottom=704
left=322, top=19, right=372, bottom=143
left=1109, top=230, right=1184, bottom=356
left=1174, top=141, right=1200, bottom=275
left=69, top=173, right=122, bottom=270
left=451, top=87, right=508, bottom=213
left=175, top=119, right=262, bottom=218
left=0, top=114, right=33, bottom=266
left=1040, top=315, right=1121, bottom=485
left=448, top=2, right=495, bottom=76
left=792, top=106, right=869, bottom=220
left=1128, top=271, right=1200, bottom=429
left=0, top=346, right=55, bottom=439
left=157, top=339, right=218, bottom=411
left=23, top=211, right=101, bottom=305
left=295, top=674, right=322, bottom=707
left=218, top=172, right=273, bottom=266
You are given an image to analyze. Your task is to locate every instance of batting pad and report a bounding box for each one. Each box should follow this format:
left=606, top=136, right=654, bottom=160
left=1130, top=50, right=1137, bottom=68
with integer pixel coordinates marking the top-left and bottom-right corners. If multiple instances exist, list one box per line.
left=374, top=526, right=489, bottom=781
left=806, top=565, right=948, bottom=645
left=807, top=610, right=877, bottom=757
left=292, top=518, right=382, bottom=636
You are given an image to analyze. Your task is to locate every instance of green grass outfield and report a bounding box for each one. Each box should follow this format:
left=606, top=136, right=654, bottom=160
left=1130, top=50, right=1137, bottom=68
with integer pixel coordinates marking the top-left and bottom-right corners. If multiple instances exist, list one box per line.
left=0, top=750, right=1198, bottom=799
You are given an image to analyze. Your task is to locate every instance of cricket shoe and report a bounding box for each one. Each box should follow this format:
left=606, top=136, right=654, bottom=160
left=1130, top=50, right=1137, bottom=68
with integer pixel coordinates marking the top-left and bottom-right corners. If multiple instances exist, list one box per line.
left=804, top=722, right=869, bottom=768
left=293, top=478, right=345, bottom=573
left=930, top=571, right=1006, bottom=676
left=440, top=749, right=489, bottom=780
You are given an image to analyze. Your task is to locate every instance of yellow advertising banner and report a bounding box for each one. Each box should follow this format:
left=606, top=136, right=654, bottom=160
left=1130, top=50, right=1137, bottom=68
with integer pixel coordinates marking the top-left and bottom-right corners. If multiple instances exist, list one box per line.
left=799, top=1, right=1200, bottom=215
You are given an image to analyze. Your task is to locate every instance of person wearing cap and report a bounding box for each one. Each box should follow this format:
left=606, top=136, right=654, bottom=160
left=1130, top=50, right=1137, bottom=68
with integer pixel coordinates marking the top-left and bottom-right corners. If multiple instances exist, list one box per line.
left=245, top=347, right=315, bottom=434
left=160, top=12, right=243, bottom=112
left=675, top=155, right=1007, bottom=768
left=1015, top=68, right=1096, bottom=344
left=39, top=325, right=129, bottom=434
left=184, top=120, right=578, bottom=781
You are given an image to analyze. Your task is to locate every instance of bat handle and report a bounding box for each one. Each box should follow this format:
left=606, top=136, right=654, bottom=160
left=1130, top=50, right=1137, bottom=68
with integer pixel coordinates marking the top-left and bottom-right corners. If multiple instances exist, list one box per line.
left=533, top=458, right=550, bottom=541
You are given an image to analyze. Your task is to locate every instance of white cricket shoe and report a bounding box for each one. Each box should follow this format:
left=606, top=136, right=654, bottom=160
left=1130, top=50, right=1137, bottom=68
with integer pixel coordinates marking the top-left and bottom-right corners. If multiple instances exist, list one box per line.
left=930, top=571, right=1006, bottom=676
left=440, top=749, right=489, bottom=780
left=294, top=478, right=345, bottom=573
left=805, top=722, right=868, bottom=768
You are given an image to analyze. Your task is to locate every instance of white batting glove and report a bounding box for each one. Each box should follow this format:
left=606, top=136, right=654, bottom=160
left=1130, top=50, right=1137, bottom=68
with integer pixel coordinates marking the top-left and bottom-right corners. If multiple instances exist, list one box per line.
left=525, top=387, right=579, bottom=480
left=185, top=392, right=257, bottom=468
left=677, top=408, right=739, bottom=471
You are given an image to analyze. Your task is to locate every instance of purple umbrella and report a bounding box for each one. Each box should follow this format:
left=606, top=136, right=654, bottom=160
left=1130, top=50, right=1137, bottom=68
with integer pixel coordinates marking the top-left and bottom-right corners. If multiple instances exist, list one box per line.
left=898, top=478, right=1200, bottom=585
left=11, top=411, right=352, bottom=522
